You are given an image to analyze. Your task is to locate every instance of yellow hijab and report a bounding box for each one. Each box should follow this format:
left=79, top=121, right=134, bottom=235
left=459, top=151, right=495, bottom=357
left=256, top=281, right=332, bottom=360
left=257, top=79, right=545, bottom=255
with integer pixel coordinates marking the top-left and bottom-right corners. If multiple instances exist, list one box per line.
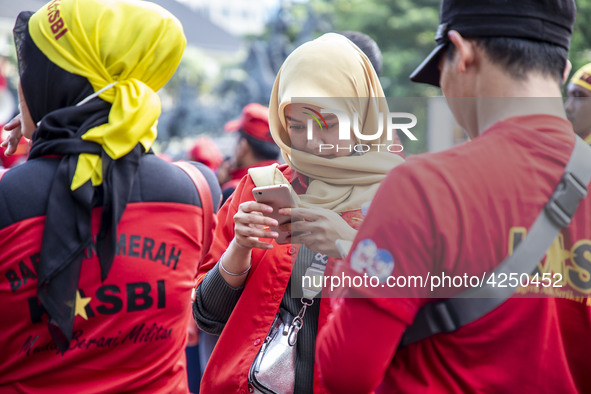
left=28, top=0, right=186, bottom=189
left=570, top=63, right=591, bottom=92
left=268, top=33, right=405, bottom=212
left=569, top=63, right=591, bottom=143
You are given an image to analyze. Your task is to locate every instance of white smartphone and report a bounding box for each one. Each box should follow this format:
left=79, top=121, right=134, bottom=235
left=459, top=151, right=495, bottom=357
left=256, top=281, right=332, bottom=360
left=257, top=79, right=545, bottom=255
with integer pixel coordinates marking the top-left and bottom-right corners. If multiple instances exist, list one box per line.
left=252, top=184, right=295, bottom=244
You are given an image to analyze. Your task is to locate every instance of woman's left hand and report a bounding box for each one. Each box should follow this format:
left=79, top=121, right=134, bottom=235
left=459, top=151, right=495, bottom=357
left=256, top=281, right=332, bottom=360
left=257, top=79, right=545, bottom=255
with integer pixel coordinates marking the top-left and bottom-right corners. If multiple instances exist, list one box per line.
left=278, top=207, right=357, bottom=257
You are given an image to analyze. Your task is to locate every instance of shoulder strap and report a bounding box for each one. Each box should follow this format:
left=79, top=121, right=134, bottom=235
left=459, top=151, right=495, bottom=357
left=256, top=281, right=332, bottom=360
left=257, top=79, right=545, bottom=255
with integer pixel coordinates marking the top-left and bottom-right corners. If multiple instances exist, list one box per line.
left=173, top=161, right=214, bottom=255
left=401, top=136, right=591, bottom=346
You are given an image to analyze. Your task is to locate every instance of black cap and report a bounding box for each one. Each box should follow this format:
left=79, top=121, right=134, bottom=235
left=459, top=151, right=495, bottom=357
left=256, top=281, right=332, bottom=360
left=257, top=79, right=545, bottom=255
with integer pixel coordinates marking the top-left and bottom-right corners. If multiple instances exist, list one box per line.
left=410, top=0, right=576, bottom=87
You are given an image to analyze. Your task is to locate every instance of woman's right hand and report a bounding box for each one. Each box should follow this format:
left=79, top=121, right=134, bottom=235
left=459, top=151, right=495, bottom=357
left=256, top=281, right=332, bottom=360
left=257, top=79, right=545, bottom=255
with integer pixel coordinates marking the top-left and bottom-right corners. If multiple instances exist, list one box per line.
left=1, top=115, right=24, bottom=156
left=218, top=201, right=280, bottom=288
left=233, top=201, right=279, bottom=250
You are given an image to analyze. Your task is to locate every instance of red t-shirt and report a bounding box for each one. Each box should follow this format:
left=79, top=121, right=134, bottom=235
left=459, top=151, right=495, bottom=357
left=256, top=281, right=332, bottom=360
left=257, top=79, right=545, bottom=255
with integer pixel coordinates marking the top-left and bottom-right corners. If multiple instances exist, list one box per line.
left=0, top=205, right=205, bottom=393
left=0, top=157, right=218, bottom=393
left=316, top=115, right=591, bottom=393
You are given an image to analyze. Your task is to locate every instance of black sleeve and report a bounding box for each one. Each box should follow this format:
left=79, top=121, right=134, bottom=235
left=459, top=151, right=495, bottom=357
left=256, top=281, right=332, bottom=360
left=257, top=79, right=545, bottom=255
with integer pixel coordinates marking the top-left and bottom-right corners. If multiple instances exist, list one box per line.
left=130, top=155, right=221, bottom=210
left=193, top=261, right=244, bottom=335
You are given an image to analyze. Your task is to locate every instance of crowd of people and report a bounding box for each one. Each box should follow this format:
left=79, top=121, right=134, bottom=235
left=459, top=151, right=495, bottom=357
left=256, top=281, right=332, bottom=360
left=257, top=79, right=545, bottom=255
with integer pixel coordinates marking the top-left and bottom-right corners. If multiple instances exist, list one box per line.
left=1, top=0, right=591, bottom=393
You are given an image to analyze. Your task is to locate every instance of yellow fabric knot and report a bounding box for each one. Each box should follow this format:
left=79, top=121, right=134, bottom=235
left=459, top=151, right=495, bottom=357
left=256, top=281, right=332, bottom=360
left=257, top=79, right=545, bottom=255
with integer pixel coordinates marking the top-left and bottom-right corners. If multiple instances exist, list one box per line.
left=28, top=0, right=186, bottom=190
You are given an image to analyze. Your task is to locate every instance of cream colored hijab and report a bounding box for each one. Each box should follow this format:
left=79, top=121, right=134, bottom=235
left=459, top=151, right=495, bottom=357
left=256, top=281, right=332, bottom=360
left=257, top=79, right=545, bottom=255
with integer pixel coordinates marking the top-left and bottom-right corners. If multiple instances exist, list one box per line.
left=268, top=33, right=404, bottom=212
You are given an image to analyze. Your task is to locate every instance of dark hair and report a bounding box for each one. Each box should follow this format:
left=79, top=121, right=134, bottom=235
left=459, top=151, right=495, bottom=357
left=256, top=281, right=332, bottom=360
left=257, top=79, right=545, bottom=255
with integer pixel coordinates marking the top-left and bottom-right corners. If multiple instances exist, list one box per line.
left=340, top=31, right=383, bottom=76
left=14, top=11, right=95, bottom=124
left=239, top=132, right=280, bottom=161
left=445, top=36, right=567, bottom=83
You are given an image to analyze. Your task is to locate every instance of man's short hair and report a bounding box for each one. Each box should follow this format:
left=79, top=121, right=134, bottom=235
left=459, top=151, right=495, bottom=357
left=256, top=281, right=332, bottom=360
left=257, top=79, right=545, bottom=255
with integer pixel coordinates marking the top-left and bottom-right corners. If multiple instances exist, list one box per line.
left=446, top=37, right=568, bottom=83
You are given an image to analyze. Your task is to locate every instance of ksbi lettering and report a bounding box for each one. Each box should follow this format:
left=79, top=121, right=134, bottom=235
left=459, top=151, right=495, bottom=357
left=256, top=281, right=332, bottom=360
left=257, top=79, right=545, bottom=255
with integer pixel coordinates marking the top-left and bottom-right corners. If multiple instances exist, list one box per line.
left=46, top=0, right=69, bottom=40
left=27, top=280, right=166, bottom=323
left=307, top=109, right=418, bottom=153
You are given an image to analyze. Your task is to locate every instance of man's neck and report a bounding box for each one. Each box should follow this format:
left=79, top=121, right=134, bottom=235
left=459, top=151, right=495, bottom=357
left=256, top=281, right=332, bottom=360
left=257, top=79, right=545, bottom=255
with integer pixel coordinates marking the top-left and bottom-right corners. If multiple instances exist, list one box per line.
left=474, top=70, right=567, bottom=135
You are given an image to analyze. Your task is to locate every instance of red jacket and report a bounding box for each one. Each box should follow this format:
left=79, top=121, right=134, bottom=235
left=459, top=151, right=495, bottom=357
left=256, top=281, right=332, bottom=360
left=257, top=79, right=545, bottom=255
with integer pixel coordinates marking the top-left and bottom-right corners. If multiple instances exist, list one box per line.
left=221, top=159, right=278, bottom=196
left=197, top=164, right=363, bottom=393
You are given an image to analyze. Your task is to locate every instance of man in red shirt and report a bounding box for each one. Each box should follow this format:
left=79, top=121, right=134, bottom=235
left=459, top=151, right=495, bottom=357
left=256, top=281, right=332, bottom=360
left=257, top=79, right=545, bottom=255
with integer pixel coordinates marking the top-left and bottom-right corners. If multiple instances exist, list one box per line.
left=565, top=63, right=591, bottom=143
left=218, top=103, right=280, bottom=204
left=316, top=0, right=591, bottom=392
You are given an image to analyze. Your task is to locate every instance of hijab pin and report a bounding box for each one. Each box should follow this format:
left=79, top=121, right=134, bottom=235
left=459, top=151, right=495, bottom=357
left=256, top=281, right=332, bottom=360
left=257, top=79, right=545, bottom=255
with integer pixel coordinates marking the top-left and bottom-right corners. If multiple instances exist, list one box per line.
left=76, top=81, right=119, bottom=107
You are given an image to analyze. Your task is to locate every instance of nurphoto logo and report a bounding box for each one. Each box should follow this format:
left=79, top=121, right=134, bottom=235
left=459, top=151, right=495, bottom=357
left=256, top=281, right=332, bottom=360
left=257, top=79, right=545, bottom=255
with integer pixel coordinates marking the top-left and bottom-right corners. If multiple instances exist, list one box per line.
left=305, top=108, right=418, bottom=153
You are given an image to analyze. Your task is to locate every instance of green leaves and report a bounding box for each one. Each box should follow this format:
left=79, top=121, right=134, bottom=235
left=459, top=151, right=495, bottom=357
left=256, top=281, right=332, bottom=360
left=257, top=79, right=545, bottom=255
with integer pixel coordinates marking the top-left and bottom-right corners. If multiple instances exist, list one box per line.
left=571, top=0, right=591, bottom=75
left=330, top=0, right=440, bottom=97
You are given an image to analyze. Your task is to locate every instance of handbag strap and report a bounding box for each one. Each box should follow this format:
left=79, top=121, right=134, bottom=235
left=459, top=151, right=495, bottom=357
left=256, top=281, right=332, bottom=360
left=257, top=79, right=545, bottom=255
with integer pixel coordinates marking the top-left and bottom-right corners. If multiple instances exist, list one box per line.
left=400, top=136, right=591, bottom=346
left=302, top=252, right=328, bottom=299
left=173, top=161, right=214, bottom=257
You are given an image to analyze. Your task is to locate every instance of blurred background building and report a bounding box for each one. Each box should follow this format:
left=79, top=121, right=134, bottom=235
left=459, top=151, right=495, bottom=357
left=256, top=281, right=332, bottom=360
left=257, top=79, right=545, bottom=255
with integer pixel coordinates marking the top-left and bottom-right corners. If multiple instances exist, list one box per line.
left=179, top=0, right=280, bottom=36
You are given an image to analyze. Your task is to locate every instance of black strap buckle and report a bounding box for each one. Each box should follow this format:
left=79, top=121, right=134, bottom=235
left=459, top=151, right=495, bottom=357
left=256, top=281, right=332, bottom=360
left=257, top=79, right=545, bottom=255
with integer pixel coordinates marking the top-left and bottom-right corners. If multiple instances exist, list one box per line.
left=545, top=171, right=587, bottom=228
left=431, top=301, right=459, bottom=333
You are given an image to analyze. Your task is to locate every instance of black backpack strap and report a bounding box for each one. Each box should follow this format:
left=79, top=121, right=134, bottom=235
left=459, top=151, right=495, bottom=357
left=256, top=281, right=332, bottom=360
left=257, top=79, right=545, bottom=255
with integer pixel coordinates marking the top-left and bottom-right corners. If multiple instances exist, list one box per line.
left=400, top=136, right=591, bottom=346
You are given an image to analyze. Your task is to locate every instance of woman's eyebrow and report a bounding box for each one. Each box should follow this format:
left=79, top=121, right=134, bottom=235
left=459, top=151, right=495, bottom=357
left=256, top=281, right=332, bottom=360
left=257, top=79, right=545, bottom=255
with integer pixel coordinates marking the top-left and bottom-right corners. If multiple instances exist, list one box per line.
left=286, top=114, right=338, bottom=123
left=285, top=115, right=303, bottom=123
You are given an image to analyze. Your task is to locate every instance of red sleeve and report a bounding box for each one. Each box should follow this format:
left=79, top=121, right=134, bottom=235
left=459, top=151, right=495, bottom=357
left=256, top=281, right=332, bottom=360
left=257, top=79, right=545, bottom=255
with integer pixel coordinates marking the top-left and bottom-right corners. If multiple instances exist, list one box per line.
left=316, top=297, right=407, bottom=393
left=316, top=159, right=455, bottom=390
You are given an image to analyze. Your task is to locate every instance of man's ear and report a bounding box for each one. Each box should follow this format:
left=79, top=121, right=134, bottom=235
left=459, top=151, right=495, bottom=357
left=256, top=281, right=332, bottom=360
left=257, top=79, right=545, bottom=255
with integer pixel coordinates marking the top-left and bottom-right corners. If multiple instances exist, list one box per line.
left=447, top=30, right=475, bottom=73
left=563, top=60, right=573, bottom=85
left=236, top=137, right=252, bottom=159
left=237, top=137, right=248, bottom=153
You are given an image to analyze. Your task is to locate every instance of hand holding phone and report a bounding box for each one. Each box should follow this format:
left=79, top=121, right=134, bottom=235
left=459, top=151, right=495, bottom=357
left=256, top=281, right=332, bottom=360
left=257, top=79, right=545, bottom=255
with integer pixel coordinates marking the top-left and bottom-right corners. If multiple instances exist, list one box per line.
left=252, top=184, right=295, bottom=244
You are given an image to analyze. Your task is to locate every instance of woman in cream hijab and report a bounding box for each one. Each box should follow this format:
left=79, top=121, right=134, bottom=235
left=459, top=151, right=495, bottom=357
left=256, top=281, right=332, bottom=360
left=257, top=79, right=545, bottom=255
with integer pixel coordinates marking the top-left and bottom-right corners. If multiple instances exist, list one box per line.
left=195, top=33, right=404, bottom=393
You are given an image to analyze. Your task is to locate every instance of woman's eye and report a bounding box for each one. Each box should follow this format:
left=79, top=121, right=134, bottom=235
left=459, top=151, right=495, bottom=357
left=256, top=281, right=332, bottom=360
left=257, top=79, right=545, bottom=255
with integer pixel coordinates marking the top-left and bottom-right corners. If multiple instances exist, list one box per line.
left=289, top=124, right=306, bottom=131
left=327, top=122, right=338, bottom=129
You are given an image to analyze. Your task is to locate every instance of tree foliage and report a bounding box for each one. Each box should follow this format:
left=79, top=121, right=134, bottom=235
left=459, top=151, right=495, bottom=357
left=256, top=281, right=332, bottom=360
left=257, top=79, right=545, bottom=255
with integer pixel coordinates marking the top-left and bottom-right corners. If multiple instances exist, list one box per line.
left=326, top=0, right=441, bottom=97
left=325, top=0, right=591, bottom=96
left=570, top=0, right=591, bottom=74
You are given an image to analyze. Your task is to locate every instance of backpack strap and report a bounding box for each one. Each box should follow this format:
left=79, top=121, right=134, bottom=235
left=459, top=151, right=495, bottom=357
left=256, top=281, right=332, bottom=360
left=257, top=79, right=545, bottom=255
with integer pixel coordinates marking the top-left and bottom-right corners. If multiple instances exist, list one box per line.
left=401, top=136, right=591, bottom=346
left=173, top=161, right=214, bottom=255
